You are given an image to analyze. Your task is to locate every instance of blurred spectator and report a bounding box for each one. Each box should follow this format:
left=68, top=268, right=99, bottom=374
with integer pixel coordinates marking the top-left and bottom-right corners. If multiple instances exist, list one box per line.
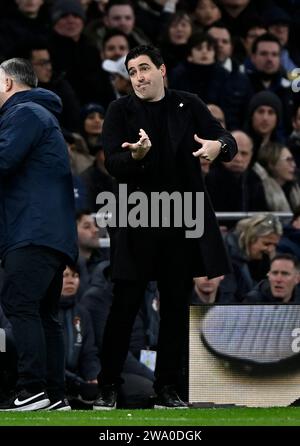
left=27, top=42, right=81, bottom=131
left=243, top=253, right=300, bottom=303
left=217, top=0, right=265, bottom=38
left=80, top=103, right=105, bottom=154
left=221, top=213, right=283, bottom=301
left=159, top=11, right=193, bottom=72
left=244, top=91, right=283, bottom=158
left=277, top=207, right=300, bottom=262
left=76, top=210, right=109, bottom=295
left=246, top=33, right=294, bottom=134
left=207, top=24, right=253, bottom=129
left=288, top=104, right=300, bottom=168
left=102, top=55, right=132, bottom=98
left=86, top=0, right=150, bottom=53
left=238, top=16, right=266, bottom=64
left=190, top=275, right=236, bottom=304
left=254, top=142, right=300, bottom=212
left=135, top=0, right=178, bottom=45
left=49, top=0, right=109, bottom=105
left=80, top=137, right=114, bottom=213
left=207, top=103, right=226, bottom=128
left=0, top=0, right=50, bottom=60
left=169, top=32, right=229, bottom=108
left=206, top=130, right=268, bottom=217
left=265, top=5, right=298, bottom=76
left=59, top=265, right=100, bottom=406
left=63, top=129, right=89, bottom=209
left=100, top=28, right=130, bottom=59
left=192, top=0, right=222, bottom=30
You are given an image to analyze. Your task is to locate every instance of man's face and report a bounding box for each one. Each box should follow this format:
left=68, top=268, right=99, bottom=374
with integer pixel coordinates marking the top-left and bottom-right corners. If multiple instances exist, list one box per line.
left=31, top=49, right=52, bottom=83
left=16, top=0, right=43, bottom=17
left=251, top=41, right=281, bottom=74
left=54, top=14, right=84, bottom=41
left=194, top=276, right=224, bottom=295
left=252, top=105, right=277, bottom=136
left=268, top=259, right=299, bottom=301
left=77, top=215, right=100, bottom=250
left=225, top=133, right=252, bottom=173
left=268, top=24, right=289, bottom=47
left=106, top=5, right=135, bottom=34
left=208, top=27, right=232, bottom=62
left=249, top=233, right=280, bottom=260
left=0, top=68, right=9, bottom=107
left=102, top=35, right=129, bottom=60
left=243, top=26, right=266, bottom=55
left=127, top=55, right=166, bottom=101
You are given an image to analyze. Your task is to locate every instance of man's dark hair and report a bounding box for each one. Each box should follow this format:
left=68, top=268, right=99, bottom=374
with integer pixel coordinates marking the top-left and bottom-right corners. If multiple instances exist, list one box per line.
left=270, top=253, right=300, bottom=270
left=252, top=32, right=281, bottom=54
left=102, top=28, right=130, bottom=49
left=76, top=209, right=93, bottom=222
left=0, top=58, right=38, bottom=88
left=125, top=45, right=164, bottom=70
left=105, top=0, right=135, bottom=14
left=188, top=32, right=218, bottom=57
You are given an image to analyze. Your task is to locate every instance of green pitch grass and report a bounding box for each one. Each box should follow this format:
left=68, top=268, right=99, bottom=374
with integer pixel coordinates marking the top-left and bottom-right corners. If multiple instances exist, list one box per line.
left=0, top=408, right=300, bottom=426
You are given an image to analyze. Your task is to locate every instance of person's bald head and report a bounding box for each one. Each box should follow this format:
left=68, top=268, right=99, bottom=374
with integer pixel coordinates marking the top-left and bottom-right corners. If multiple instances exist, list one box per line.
left=224, top=130, right=253, bottom=173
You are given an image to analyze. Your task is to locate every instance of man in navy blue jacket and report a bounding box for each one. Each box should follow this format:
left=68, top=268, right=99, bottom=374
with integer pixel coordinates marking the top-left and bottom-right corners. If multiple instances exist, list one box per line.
left=0, top=58, right=78, bottom=411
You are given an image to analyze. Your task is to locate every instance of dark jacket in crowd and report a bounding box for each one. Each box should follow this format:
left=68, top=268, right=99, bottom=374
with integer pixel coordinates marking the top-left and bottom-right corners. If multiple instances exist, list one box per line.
left=80, top=261, right=158, bottom=381
left=0, top=88, right=78, bottom=263
left=243, top=279, right=300, bottom=304
left=220, top=231, right=271, bottom=302
left=205, top=163, right=268, bottom=213
left=277, top=223, right=300, bottom=261
left=59, top=297, right=100, bottom=381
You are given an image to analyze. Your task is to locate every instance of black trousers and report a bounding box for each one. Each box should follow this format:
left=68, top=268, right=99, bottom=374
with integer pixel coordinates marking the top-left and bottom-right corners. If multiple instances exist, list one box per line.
left=98, top=233, right=193, bottom=392
left=0, top=246, right=66, bottom=400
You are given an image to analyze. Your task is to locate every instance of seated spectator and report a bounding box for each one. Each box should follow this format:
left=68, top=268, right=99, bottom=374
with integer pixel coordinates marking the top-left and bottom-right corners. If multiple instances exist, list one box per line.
left=81, top=261, right=158, bottom=408
left=76, top=210, right=109, bottom=296
left=102, top=55, right=132, bottom=98
left=80, top=103, right=105, bottom=155
left=206, top=130, right=268, bottom=219
left=238, top=16, right=266, bottom=65
left=244, top=90, right=283, bottom=160
left=207, top=103, right=226, bottom=128
left=169, top=32, right=230, bottom=108
left=60, top=265, right=99, bottom=406
left=277, top=207, right=300, bottom=262
left=207, top=24, right=253, bottom=129
left=190, top=275, right=236, bottom=304
left=253, top=142, right=300, bottom=212
left=243, top=253, right=300, bottom=303
left=288, top=104, right=300, bottom=168
left=63, top=129, right=89, bottom=210
left=80, top=137, right=114, bottom=213
left=159, top=10, right=193, bottom=72
left=192, top=0, right=222, bottom=30
left=221, top=213, right=283, bottom=301
left=27, top=42, right=81, bottom=132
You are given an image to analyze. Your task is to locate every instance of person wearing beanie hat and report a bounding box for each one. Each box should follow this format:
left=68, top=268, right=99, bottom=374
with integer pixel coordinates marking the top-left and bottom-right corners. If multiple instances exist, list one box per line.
left=247, top=32, right=294, bottom=135
left=80, top=103, right=105, bottom=154
left=244, top=90, right=284, bottom=160
left=51, top=0, right=86, bottom=25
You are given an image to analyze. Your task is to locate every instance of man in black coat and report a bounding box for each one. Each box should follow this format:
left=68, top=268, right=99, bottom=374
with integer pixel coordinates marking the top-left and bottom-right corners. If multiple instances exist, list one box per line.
left=93, top=45, right=237, bottom=410
left=0, top=59, right=78, bottom=411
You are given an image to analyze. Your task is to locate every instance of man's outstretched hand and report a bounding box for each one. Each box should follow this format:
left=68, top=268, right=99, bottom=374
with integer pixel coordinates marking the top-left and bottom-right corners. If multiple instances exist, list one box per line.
left=122, top=129, right=152, bottom=160
left=192, top=134, right=222, bottom=162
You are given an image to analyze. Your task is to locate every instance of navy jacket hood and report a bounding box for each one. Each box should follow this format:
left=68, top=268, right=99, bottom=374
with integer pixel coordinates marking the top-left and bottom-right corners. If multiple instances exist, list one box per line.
left=0, top=88, right=62, bottom=116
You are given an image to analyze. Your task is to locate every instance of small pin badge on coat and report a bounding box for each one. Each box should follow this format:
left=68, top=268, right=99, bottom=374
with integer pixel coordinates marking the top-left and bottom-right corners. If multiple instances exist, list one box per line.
left=179, top=103, right=184, bottom=107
